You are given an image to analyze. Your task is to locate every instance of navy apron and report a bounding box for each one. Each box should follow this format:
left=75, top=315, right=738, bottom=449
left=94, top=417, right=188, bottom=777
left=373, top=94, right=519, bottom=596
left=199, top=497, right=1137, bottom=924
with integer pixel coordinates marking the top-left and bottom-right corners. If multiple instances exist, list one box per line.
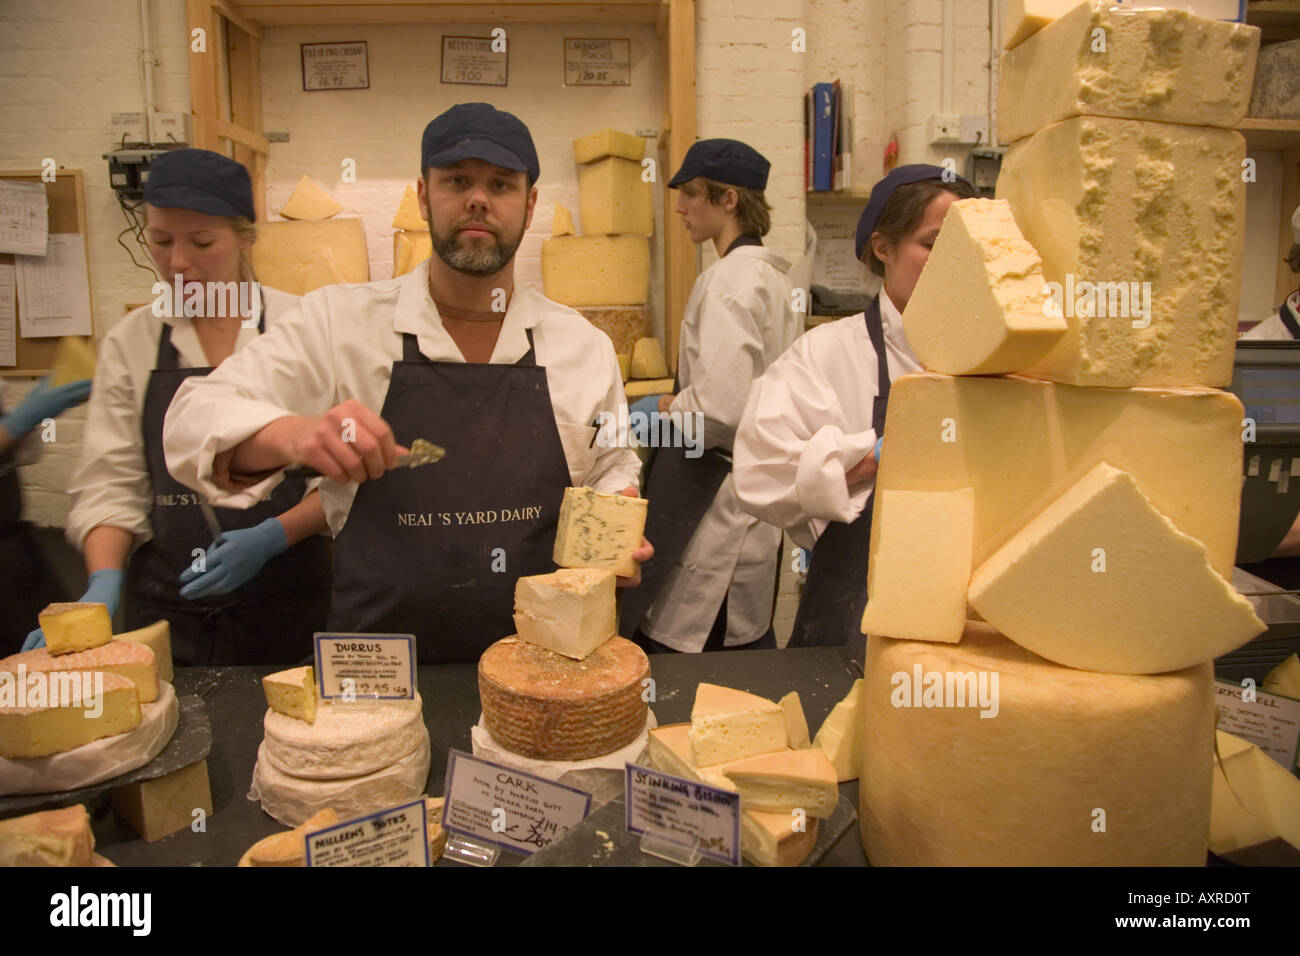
left=787, top=298, right=890, bottom=647
left=125, top=319, right=332, bottom=665
left=1278, top=300, right=1300, bottom=339
left=326, top=329, right=572, bottom=664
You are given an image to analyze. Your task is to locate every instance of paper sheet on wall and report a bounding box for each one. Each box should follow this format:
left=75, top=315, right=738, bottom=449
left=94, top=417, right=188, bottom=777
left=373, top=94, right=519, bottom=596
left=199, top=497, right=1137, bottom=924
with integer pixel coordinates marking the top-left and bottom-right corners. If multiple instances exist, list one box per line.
left=0, top=181, right=49, bottom=256
left=15, top=234, right=91, bottom=337
left=811, top=215, right=870, bottom=293
left=0, top=264, right=15, bottom=366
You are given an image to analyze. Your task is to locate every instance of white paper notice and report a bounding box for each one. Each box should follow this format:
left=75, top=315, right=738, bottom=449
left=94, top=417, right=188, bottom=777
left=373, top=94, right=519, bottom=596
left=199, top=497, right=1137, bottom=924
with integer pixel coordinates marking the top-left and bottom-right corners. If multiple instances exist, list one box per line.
left=1214, top=680, right=1300, bottom=770
left=0, top=264, right=16, bottom=366
left=15, top=234, right=91, bottom=337
left=0, top=181, right=49, bottom=256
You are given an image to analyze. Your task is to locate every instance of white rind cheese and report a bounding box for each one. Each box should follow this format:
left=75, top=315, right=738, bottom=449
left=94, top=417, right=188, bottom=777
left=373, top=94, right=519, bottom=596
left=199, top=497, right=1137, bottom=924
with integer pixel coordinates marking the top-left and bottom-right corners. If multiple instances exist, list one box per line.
left=263, top=665, right=318, bottom=724
left=553, top=487, right=648, bottom=578
left=262, top=695, right=426, bottom=779
left=513, top=568, right=617, bottom=660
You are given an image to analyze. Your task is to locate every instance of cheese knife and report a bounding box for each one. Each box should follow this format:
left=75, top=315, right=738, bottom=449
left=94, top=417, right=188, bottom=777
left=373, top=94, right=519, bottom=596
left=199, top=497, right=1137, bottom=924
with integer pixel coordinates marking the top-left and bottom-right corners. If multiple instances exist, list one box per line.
left=282, top=437, right=446, bottom=480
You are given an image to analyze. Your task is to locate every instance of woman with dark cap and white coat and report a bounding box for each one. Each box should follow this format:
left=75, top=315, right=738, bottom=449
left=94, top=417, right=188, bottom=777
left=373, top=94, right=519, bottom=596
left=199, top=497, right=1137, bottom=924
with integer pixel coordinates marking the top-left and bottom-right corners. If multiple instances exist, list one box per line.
left=733, top=164, right=977, bottom=647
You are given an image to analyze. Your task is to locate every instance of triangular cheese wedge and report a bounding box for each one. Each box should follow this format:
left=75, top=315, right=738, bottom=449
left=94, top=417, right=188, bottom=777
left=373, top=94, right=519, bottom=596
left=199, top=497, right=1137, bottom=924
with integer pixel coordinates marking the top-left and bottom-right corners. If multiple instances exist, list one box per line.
left=1210, top=730, right=1300, bottom=865
left=814, top=679, right=862, bottom=782
left=38, top=602, right=112, bottom=656
left=0, top=805, right=95, bottom=866
left=552, top=201, right=575, bottom=237
left=392, top=184, right=425, bottom=231
left=244, top=808, right=340, bottom=867
left=1264, top=654, right=1300, bottom=700
left=280, top=175, right=342, bottom=220
left=689, top=683, right=786, bottom=767
left=778, top=692, right=811, bottom=750
left=50, top=336, right=96, bottom=386
left=721, top=748, right=839, bottom=817
left=113, top=620, right=172, bottom=684
left=262, top=665, right=317, bottom=724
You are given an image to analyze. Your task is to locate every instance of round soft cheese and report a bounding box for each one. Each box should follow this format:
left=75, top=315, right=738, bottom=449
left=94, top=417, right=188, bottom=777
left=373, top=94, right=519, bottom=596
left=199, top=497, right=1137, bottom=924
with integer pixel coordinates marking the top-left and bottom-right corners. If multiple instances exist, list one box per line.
left=262, top=694, right=425, bottom=780
left=859, top=625, right=1214, bottom=866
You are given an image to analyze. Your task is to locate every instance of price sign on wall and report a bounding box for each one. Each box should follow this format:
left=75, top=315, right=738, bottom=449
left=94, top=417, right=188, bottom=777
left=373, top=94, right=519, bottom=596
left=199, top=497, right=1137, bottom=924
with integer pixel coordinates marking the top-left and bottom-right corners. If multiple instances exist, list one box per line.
left=441, top=36, right=508, bottom=87
left=301, top=42, right=369, bottom=91
left=564, top=38, right=631, bottom=87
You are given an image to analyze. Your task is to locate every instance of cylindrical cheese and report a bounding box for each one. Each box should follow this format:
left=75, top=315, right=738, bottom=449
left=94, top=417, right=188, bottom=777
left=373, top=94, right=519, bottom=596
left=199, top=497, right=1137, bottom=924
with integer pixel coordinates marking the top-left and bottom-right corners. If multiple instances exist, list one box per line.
left=859, top=626, right=1214, bottom=866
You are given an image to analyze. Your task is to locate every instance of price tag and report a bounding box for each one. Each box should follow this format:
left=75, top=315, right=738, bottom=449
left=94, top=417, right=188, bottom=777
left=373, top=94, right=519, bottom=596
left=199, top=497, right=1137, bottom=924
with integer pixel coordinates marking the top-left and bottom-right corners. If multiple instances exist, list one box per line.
left=300, top=41, right=369, bottom=91
left=304, top=800, right=430, bottom=867
left=441, top=750, right=591, bottom=856
left=564, top=38, right=631, bottom=87
left=1214, top=680, right=1300, bottom=769
left=313, top=633, right=416, bottom=700
left=625, top=763, right=741, bottom=866
left=440, top=36, right=508, bottom=87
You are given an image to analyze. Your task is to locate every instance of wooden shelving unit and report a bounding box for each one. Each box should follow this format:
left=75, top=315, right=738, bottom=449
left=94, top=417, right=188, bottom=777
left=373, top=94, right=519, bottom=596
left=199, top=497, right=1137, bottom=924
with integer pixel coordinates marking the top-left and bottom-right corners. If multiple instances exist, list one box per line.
left=1247, top=0, right=1300, bottom=41
left=1240, top=118, right=1300, bottom=151
left=805, top=188, right=872, bottom=206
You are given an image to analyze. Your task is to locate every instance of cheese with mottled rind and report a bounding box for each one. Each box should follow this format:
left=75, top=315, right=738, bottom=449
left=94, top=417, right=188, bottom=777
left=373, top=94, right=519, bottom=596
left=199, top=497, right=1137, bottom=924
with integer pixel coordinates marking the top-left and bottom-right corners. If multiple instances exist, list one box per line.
left=513, top=568, right=616, bottom=660
left=721, top=748, right=839, bottom=817
left=0, top=805, right=95, bottom=866
left=113, top=619, right=172, bottom=684
left=541, top=236, right=650, bottom=307
left=1210, top=730, right=1300, bottom=865
left=574, top=128, right=647, bottom=164
left=688, top=683, right=787, bottom=767
left=553, top=486, right=647, bottom=579
left=263, top=665, right=318, bottom=724
left=280, top=175, right=342, bottom=220
left=1, top=640, right=158, bottom=703
left=814, top=679, right=861, bottom=782
left=39, top=603, right=111, bottom=656
left=0, top=672, right=142, bottom=758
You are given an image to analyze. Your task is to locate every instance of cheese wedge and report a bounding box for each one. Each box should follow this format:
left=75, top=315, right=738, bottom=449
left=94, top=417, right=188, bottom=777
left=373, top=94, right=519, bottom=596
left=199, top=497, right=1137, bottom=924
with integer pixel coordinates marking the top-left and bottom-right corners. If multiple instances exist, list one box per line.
left=1263, top=654, right=1300, bottom=700
left=861, top=488, right=974, bottom=643
left=0, top=805, right=95, bottom=866
left=630, top=337, right=668, bottom=379
left=969, top=462, right=1264, bottom=675
left=262, top=665, right=317, bottom=724
left=113, top=619, right=172, bottom=684
left=541, top=236, right=650, bottom=307
left=392, top=230, right=432, bottom=278
left=616, top=354, right=630, bottom=383
left=391, top=184, right=425, bottom=231
left=721, top=748, right=839, bottom=817
left=902, top=199, right=1065, bottom=375
left=814, top=679, right=862, bottom=782
left=0, top=671, right=141, bottom=758
left=39, top=603, right=112, bottom=656
left=688, top=682, right=787, bottom=767
left=646, top=722, right=735, bottom=791
left=50, top=336, right=96, bottom=387
left=574, top=128, right=647, bottom=164
left=243, top=809, right=340, bottom=867
left=625, top=378, right=674, bottom=399
left=553, top=486, right=648, bottom=579
left=1001, top=0, right=1078, bottom=49
left=513, top=568, right=617, bottom=660
left=778, top=692, right=811, bottom=750
left=1210, top=730, right=1300, bottom=865
left=551, top=201, right=575, bottom=237
left=1, top=640, right=158, bottom=703
left=280, top=174, right=342, bottom=220
left=251, top=218, right=369, bottom=296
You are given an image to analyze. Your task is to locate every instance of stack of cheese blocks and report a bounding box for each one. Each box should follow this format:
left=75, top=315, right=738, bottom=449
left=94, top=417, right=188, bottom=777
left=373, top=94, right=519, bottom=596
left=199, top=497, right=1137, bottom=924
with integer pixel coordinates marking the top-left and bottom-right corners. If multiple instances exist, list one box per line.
left=856, top=0, right=1269, bottom=865
left=391, top=184, right=433, bottom=278
left=647, top=683, right=859, bottom=867
left=252, top=174, right=369, bottom=295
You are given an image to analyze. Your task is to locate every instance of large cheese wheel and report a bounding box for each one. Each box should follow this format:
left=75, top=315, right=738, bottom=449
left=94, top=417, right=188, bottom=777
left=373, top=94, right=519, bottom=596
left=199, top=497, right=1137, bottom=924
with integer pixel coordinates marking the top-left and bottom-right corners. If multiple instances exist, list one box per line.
left=859, top=625, right=1214, bottom=866
left=262, top=695, right=425, bottom=780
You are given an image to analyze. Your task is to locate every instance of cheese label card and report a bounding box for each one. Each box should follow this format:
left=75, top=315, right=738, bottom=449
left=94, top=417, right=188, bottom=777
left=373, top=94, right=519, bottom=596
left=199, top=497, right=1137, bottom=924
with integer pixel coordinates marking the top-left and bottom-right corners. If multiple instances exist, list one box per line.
left=625, top=763, right=742, bottom=866
left=442, top=750, right=592, bottom=856
left=313, top=633, right=416, bottom=701
left=1214, top=680, right=1300, bottom=769
left=304, top=799, right=430, bottom=867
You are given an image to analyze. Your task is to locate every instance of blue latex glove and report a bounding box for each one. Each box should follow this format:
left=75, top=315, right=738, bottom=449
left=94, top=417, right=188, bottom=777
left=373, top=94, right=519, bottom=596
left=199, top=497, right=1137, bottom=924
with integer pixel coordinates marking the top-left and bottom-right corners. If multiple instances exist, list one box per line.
left=874, top=436, right=883, bottom=463
left=178, top=517, right=287, bottom=599
left=1, top=377, right=92, bottom=439
left=628, top=395, right=663, bottom=419
left=22, top=568, right=123, bottom=651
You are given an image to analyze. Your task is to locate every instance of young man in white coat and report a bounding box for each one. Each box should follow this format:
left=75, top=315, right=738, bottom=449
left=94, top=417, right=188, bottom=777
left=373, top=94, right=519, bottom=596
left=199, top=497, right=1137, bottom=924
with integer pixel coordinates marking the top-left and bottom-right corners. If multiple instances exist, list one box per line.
left=163, top=103, right=650, bottom=663
left=619, top=139, right=798, bottom=653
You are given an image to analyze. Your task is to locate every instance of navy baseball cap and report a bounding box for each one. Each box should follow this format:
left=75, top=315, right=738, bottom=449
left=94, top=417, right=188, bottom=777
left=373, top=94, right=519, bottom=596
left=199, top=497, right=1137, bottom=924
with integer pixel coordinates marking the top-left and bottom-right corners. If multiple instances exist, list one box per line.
left=143, top=148, right=256, bottom=222
left=668, top=139, right=770, bottom=191
left=421, top=103, right=540, bottom=184
left=854, top=164, right=972, bottom=260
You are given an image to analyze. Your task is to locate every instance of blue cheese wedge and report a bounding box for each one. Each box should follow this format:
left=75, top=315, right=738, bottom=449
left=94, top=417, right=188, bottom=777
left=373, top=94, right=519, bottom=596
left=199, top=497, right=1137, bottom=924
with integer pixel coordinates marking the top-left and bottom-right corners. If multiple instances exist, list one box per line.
left=553, top=487, right=648, bottom=578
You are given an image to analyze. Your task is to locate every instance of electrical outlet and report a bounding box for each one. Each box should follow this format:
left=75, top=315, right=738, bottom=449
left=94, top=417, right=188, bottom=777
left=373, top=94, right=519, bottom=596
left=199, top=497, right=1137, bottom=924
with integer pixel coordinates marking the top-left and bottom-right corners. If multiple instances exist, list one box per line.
left=152, top=111, right=190, bottom=145
left=929, top=113, right=961, bottom=145
left=961, top=114, right=990, bottom=147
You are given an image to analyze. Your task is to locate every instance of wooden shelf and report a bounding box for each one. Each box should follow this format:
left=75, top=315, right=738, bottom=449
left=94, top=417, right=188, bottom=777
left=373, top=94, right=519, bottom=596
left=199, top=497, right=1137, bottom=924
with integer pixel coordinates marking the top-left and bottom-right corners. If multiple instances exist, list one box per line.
left=806, top=188, right=872, bottom=205
left=1240, top=118, right=1300, bottom=151
left=1247, top=1, right=1300, bottom=41
left=234, top=0, right=663, bottom=25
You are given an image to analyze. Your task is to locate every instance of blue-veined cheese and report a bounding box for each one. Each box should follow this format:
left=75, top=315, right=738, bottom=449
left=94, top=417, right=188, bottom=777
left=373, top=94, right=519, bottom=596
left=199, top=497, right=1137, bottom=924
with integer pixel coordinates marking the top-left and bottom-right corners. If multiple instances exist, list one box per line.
left=553, top=487, right=648, bottom=578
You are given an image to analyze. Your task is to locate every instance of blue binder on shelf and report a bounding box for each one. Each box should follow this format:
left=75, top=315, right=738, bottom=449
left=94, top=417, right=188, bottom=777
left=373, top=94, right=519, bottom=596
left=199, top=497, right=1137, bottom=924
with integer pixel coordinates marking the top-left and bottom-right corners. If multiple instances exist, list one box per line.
left=812, top=82, right=834, bottom=192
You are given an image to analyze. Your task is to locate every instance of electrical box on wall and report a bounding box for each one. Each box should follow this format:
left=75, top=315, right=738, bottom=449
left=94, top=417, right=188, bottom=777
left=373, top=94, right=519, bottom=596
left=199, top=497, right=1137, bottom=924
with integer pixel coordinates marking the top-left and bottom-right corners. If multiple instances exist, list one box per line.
left=104, top=148, right=169, bottom=201
left=151, top=111, right=190, bottom=146
left=966, top=147, right=1005, bottom=196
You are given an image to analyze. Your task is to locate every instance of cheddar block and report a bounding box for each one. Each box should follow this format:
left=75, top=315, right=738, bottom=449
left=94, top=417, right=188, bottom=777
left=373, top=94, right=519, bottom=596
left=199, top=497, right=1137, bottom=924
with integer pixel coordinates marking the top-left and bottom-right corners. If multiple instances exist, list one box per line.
left=0, top=805, right=94, bottom=866
left=1, top=640, right=158, bottom=703
left=251, top=218, right=369, bottom=296
left=49, top=336, right=96, bottom=386
left=393, top=230, right=432, bottom=278
left=280, top=174, right=342, bottom=220
left=1001, top=0, right=1078, bottom=49
left=551, top=201, right=575, bottom=237
left=902, top=199, right=1065, bottom=375
left=262, top=665, right=317, bottom=724
left=110, top=759, right=213, bottom=843
left=689, top=683, right=787, bottom=767
left=514, top=568, right=617, bottom=660
left=39, top=603, right=112, bottom=656
left=616, top=354, right=631, bottom=383
left=113, top=619, right=173, bottom=684
left=1210, top=731, right=1300, bottom=865
left=968, top=462, right=1264, bottom=675
left=630, top=337, right=668, bottom=379
left=721, top=748, right=839, bottom=817
left=814, top=679, right=862, bottom=782
left=625, top=378, right=674, bottom=399
left=996, top=116, right=1246, bottom=387
left=1263, top=654, right=1300, bottom=700
left=0, top=672, right=141, bottom=758
left=574, top=128, right=647, bottom=164
left=241, top=809, right=340, bottom=867
left=578, top=157, right=653, bottom=236
left=391, top=184, right=425, bottom=232
left=861, top=489, right=974, bottom=644
left=541, top=236, right=650, bottom=307
left=553, top=486, right=648, bottom=579
left=999, top=1, right=1260, bottom=143
left=871, top=373, right=1245, bottom=584
left=778, top=691, right=811, bottom=750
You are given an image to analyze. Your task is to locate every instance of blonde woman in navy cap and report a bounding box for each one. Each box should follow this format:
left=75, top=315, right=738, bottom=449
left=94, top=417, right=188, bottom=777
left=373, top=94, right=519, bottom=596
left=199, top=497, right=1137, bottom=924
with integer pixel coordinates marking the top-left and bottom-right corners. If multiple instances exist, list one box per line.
left=35, top=148, right=333, bottom=664
left=733, top=164, right=976, bottom=646
left=620, top=139, right=798, bottom=653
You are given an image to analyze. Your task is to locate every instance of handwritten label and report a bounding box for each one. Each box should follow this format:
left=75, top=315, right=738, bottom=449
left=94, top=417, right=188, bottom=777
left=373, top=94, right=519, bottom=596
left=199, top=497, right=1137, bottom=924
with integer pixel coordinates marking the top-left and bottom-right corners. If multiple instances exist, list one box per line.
left=300, top=42, right=369, bottom=91
left=440, top=36, right=508, bottom=87
left=1215, top=681, right=1300, bottom=768
left=564, top=38, right=631, bottom=87
left=304, top=800, right=429, bottom=867
left=441, top=750, right=591, bottom=856
left=313, top=633, right=416, bottom=700
left=625, top=764, right=741, bottom=866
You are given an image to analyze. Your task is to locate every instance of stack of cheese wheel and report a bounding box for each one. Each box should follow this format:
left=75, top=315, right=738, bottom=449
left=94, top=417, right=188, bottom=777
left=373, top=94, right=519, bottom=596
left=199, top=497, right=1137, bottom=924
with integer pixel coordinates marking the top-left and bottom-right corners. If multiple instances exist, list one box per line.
left=856, top=0, right=1265, bottom=865
left=479, top=565, right=650, bottom=761
left=0, top=610, right=177, bottom=795
left=251, top=665, right=431, bottom=826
